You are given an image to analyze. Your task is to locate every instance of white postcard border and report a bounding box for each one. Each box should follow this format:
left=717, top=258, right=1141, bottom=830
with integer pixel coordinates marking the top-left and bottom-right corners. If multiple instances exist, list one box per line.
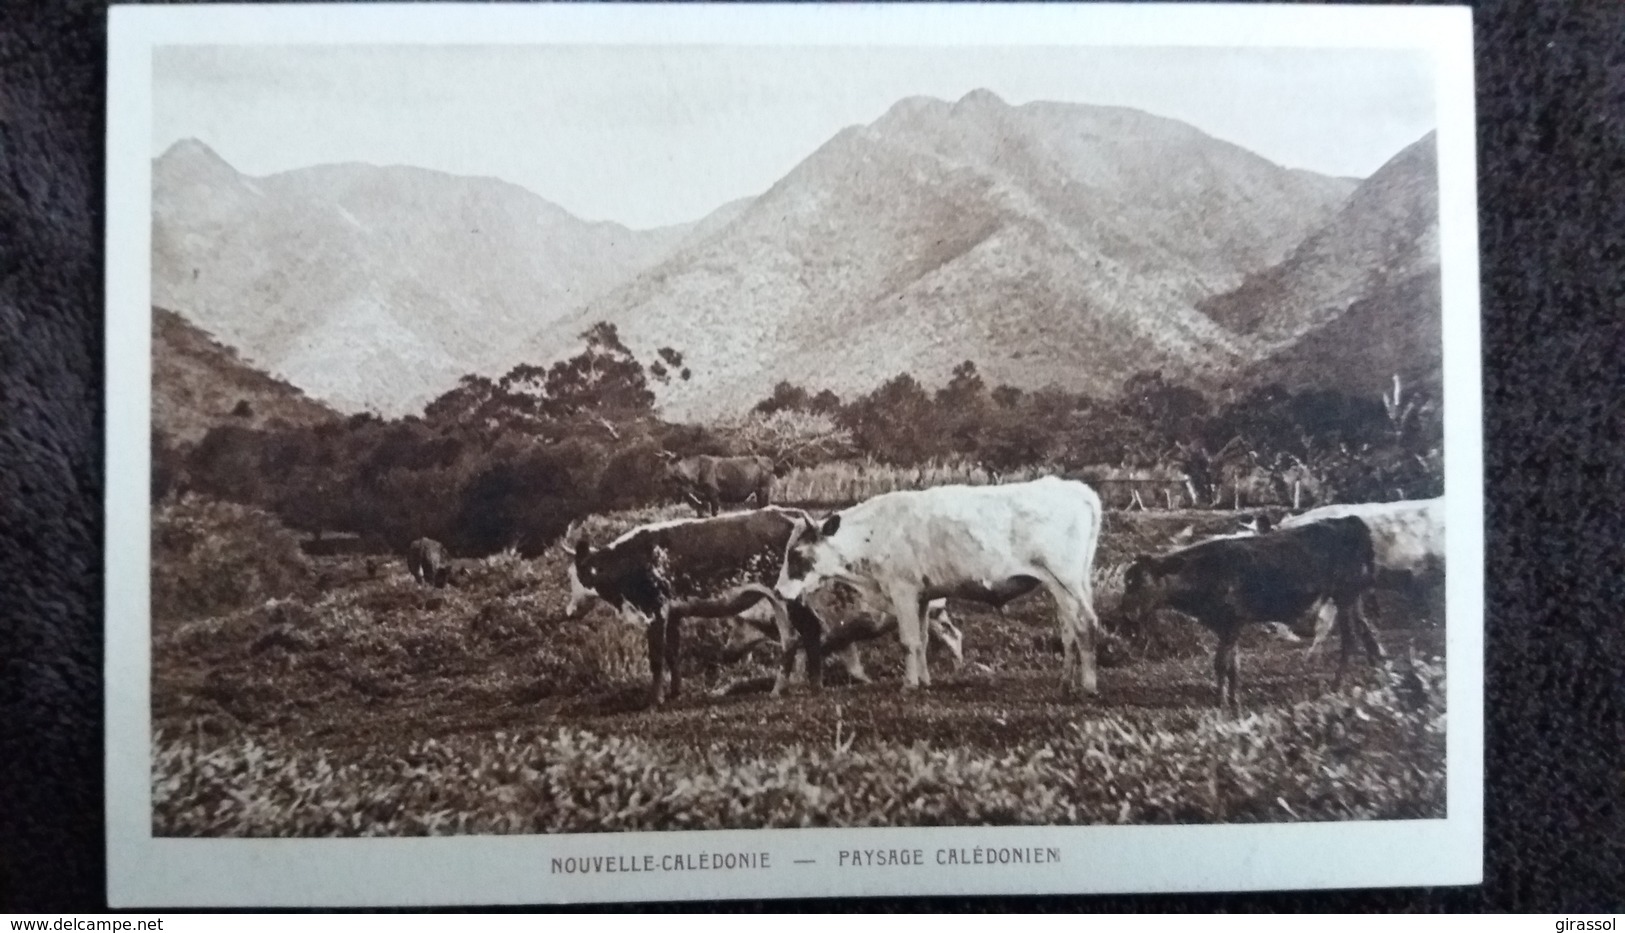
left=106, top=2, right=1483, bottom=907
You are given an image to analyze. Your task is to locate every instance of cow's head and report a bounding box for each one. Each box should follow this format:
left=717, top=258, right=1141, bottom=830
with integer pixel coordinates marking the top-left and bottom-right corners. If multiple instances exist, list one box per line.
left=658, top=452, right=699, bottom=486
left=926, top=603, right=965, bottom=671
left=775, top=512, right=850, bottom=601
left=1117, top=554, right=1171, bottom=625
left=562, top=538, right=603, bottom=620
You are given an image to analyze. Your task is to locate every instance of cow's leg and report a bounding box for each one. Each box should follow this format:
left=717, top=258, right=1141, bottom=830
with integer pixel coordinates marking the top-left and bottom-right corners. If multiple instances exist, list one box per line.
left=1356, top=590, right=1387, bottom=652
left=1334, top=600, right=1356, bottom=688
left=1035, top=570, right=1094, bottom=698
left=788, top=599, right=824, bottom=692
left=645, top=609, right=668, bottom=707
left=840, top=644, right=872, bottom=684
left=666, top=614, right=685, bottom=701
left=1213, top=626, right=1241, bottom=711
left=1304, top=598, right=1336, bottom=658
left=912, top=597, right=936, bottom=687
left=1353, top=595, right=1386, bottom=665
left=1333, top=596, right=1385, bottom=688
left=1076, top=584, right=1101, bottom=696
left=886, top=584, right=927, bottom=689
left=758, top=595, right=798, bottom=698
left=1225, top=636, right=1242, bottom=714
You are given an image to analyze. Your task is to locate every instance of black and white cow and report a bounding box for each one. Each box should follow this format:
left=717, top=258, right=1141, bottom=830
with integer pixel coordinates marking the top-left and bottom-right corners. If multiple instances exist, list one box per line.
left=564, top=507, right=823, bottom=707
left=775, top=476, right=1102, bottom=697
left=1119, top=515, right=1382, bottom=711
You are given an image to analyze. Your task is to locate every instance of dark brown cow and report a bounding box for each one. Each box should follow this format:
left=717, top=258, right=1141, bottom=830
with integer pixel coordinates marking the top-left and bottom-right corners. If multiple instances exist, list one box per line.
left=406, top=537, right=451, bottom=588
left=564, top=507, right=822, bottom=707
left=661, top=454, right=774, bottom=516
left=1119, top=516, right=1382, bottom=711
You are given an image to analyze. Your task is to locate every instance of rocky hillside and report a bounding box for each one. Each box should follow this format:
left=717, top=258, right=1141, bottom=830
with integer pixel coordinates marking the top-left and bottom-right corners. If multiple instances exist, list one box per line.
left=530, top=90, right=1358, bottom=420
left=151, top=139, right=734, bottom=416
left=1203, top=132, right=1441, bottom=396
left=152, top=306, right=337, bottom=444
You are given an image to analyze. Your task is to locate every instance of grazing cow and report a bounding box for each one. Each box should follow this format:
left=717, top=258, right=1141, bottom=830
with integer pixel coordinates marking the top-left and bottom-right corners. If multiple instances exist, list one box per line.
left=1119, top=516, right=1382, bottom=711
left=406, top=537, right=451, bottom=588
left=775, top=476, right=1099, bottom=696
left=661, top=453, right=775, bottom=516
left=722, top=596, right=964, bottom=684
left=563, top=508, right=822, bottom=706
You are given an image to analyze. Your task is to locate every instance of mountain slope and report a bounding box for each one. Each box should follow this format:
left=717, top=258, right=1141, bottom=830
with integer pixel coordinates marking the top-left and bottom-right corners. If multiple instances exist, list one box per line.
left=1246, top=269, right=1442, bottom=398
left=1199, top=132, right=1439, bottom=348
left=152, top=306, right=338, bottom=444
left=529, top=90, right=1358, bottom=420
left=1203, top=132, right=1442, bottom=396
left=151, top=139, right=733, bottom=416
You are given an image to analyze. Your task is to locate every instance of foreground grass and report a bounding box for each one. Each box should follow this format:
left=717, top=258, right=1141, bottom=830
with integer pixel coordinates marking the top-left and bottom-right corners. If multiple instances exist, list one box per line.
left=153, top=658, right=1444, bottom=836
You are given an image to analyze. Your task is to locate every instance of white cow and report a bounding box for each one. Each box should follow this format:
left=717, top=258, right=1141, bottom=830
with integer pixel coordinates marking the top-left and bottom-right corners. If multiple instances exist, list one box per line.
left=1277, top=497, right=1445, bottom=585
left=775, top=476, right=1102, bottom=696
left=1273, top=497, right=1446, bottom=651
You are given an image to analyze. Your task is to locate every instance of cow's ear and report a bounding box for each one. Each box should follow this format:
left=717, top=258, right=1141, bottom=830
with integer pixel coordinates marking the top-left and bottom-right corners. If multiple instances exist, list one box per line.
left=820, top=513, right=841, bottom=537
left=1255, top=515, right=1273, bottom=533
left=573, top=537, right=591, bottom=560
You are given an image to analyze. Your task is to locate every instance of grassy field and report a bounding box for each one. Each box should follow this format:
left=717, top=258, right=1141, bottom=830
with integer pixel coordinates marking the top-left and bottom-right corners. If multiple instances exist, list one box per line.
left=151, top=505, right=1447, bottom=836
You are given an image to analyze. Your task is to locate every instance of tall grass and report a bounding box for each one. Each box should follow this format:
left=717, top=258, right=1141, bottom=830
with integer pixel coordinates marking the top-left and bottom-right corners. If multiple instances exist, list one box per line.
left=776, top=458, right=1047, bottom=506
left=153, top=657, right=1446, bottom=836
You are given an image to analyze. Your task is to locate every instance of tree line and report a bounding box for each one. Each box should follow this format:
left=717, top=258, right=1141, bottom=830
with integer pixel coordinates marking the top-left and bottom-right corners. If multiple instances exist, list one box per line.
left=156, top=324, right=1443, bottom=558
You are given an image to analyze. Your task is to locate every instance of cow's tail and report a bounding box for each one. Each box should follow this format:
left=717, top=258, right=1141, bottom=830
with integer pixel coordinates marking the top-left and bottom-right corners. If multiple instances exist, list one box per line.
left=734, top=583, right=790, bottom=631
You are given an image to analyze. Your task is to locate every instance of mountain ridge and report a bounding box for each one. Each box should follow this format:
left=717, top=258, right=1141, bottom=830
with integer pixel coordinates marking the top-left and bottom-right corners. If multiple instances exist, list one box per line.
left=151, top=139, right=750, bottom=416
left=152, top=95, right=1440, bottom=424
left=526, top=88, right=1363, bottom=420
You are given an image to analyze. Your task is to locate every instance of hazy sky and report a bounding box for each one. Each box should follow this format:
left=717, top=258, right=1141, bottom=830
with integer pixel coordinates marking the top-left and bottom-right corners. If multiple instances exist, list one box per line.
left=154, top=45, right=1436, bottom=229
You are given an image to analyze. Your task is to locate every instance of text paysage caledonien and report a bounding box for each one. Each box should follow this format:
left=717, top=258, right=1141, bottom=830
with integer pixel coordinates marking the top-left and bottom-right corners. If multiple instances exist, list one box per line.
left=550, top=846, right=1062, bottom=875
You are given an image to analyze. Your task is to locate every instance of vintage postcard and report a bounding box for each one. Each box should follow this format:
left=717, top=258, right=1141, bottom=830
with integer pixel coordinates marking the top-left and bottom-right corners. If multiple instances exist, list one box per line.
left=105, top=2, right=1483, bottom=907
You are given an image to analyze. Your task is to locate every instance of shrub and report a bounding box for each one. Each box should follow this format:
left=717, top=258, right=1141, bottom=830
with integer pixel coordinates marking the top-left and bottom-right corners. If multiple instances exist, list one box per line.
left=151, top=497, right=312, bottom=625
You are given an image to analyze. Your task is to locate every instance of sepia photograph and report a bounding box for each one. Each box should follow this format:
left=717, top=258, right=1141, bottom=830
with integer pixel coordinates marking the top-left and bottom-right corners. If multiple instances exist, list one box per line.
left=106, top=3, right=1483, bottom=907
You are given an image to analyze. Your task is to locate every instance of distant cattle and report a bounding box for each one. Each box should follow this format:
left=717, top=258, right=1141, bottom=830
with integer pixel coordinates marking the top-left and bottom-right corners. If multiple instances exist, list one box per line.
left=661, top=454, right=775, bottom=516
left=563, top=507, right=822, bottom=706
left=1119, top=515, right=1383, bottom=710
left=406, top=537, right=451, bottom=588
left=775, top=476, right=1099, bottom=697
left=722, top=594, right=964, bottom=685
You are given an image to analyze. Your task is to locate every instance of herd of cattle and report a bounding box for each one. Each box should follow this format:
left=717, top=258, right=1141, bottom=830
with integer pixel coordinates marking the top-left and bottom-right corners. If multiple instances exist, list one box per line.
left=404, top=467, right=1446, bottom=713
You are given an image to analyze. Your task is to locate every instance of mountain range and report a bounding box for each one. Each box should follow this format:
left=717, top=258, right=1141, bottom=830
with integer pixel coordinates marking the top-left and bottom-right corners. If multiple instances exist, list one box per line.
left=151, top=89, right=1440, bottom=422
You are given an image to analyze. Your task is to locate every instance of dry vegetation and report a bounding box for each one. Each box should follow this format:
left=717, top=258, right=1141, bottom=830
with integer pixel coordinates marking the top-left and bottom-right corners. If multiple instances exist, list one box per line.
left=775, top=459, right=1046, bottom=507
left=151, top=501, right=1446, bottom=837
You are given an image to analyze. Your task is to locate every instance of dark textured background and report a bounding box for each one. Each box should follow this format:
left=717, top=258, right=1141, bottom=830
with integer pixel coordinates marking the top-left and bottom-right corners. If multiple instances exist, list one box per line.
left=2, top=0, right=1621, bottom=913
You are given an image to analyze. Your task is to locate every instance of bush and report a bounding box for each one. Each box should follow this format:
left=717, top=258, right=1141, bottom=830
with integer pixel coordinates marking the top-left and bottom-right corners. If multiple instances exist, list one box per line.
left=151, top=497, right=312, bottom=625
